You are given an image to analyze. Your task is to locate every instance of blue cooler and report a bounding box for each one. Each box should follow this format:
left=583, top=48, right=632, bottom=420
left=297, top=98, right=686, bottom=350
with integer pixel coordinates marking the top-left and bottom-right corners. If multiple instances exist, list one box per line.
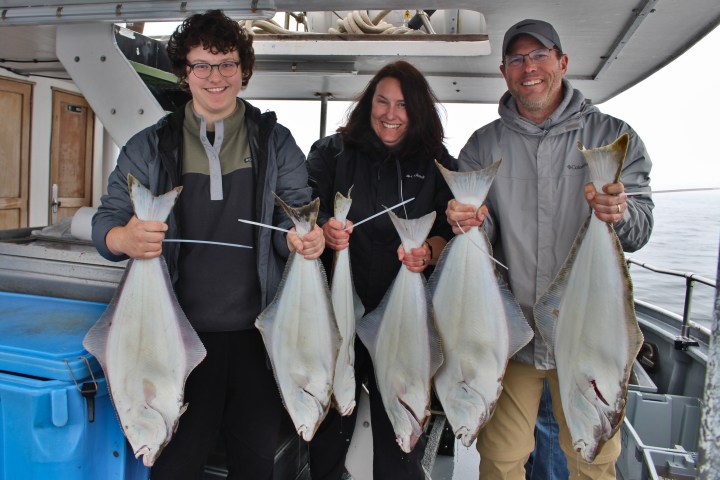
left=0, top=291, right=149, bottom=480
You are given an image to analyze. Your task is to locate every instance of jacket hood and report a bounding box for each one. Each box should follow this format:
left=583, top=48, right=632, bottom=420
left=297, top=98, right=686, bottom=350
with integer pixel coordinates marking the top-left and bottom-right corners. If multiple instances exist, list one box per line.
left=497, top=79, right=598, bottom=135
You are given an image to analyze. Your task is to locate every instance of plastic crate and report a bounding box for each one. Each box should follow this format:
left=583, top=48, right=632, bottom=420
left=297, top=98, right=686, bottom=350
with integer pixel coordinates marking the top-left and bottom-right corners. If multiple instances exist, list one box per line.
left=641, top=448, right=697, bottom=480
left=628, top=361, right=657, bottom=394
left=0, top=291, right=148, bottom=480
left=616, top=391, right=701, bottom=480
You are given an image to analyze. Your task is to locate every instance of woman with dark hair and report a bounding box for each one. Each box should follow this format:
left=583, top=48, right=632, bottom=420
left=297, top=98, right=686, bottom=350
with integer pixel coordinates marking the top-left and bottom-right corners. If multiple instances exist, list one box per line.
left=92, top=10, right=323, bottom=480
left=307, top=60, right=454, bottom=479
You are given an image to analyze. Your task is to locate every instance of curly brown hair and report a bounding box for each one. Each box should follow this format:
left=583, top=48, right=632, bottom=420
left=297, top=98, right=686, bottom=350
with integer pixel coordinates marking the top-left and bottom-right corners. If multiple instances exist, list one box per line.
left=167, top=10, right=255, bottom=88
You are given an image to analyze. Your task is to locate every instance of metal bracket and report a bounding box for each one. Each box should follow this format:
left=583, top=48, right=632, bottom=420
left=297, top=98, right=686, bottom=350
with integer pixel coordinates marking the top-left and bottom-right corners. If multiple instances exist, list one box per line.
left=64, top=356, right=99, bottom=423
left=674, top=336, right=700, bottom=351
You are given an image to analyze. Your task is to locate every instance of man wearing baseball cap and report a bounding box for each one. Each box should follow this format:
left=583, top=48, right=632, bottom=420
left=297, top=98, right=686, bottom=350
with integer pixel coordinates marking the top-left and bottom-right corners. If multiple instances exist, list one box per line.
left=446, top=19, right=654, bottom=479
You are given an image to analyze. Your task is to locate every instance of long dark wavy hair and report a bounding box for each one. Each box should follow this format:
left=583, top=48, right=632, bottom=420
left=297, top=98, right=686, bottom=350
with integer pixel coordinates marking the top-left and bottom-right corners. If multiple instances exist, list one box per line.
left=340, top=60, right=445, bottom=157
left=167, top=10, right=255, bottom=88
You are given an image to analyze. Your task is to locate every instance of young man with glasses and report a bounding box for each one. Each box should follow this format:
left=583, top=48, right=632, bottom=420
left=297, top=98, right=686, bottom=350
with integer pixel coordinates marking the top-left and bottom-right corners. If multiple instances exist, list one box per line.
left=92, top=10, right=324, bottom=480
left=446, top=19, right=654, bottom=479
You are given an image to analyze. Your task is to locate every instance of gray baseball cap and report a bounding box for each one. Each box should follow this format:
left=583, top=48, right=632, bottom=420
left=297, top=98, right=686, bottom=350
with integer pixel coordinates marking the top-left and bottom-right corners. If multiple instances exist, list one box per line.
left=502, top=19, right=562, bottom=58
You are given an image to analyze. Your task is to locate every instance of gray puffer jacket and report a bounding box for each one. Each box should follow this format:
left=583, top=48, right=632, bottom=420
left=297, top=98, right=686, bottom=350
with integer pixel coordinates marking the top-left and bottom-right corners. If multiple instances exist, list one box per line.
left=92, top=99, right=311, bottom=309
left=458, top=79, right=654, bottom=368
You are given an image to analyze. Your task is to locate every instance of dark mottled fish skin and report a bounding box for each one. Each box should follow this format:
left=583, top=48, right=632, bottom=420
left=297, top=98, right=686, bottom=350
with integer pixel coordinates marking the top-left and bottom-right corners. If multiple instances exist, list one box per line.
left=534, top=134, right=643, bottom=462
left=83, top=174, right=206, bottom=467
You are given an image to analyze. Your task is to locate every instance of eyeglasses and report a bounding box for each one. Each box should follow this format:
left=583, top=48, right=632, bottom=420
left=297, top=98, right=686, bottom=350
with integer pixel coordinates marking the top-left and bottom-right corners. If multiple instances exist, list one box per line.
left=504, top=48, right=557, bottom=69
left=187, top=61, right=241, bottom=79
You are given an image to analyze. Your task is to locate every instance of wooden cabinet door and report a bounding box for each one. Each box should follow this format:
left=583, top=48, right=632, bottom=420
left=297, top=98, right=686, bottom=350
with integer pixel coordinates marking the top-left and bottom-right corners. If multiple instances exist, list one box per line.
left=0, top=77, right=32, bottom=229
left=50, top=88, right=95, bottom=223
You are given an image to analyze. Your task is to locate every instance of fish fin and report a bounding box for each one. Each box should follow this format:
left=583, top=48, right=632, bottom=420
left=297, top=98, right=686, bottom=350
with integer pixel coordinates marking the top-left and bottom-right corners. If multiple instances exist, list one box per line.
left=388, top=210, right=436, bottom=251
left=256, top=252, right=297, bottom=334
left=273, top=194, right=320, bottom=235
left=333, top=188, right=353, bottom=222
left=425, top=234, right=457, bottom=298
left=128, top=173, right=182, bottom=222
left=356, top=259, right=406, bottom=353
left=534, top=215, right=591, bottom=353
left=577, top=133, right=629, bottom=189
left=352, top=287, right=366, bottom=322
left=356, top=294, right=386, bottom=356
left=425, top=281, right=445, bottom=376
left=434, top=159, right=501, bottom=207
left=82, top=257, right=140, bottom=368
left=497, top=273, right=534, bottom=357
left=151, top=256, right=207, bottom=374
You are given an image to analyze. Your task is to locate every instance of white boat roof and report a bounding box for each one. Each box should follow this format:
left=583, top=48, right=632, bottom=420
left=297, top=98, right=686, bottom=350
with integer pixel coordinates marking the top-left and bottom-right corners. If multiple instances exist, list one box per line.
left=0, top=0, right=718, bottom=104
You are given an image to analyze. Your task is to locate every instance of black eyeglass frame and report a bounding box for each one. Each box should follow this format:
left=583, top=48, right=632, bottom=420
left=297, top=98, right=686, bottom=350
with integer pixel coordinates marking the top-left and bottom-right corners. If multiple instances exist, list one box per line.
left=186, top=61, right=241, bottom=79
left=503, top=47, right=560, bottom=68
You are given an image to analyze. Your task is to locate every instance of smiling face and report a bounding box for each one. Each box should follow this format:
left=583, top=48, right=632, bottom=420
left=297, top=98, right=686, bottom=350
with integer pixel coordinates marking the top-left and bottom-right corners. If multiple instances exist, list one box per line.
left=370, top=77, right=409, bottom=148
left=500, top=35, right=568, bottom=123
left=185, top=45, right=243, bottom=126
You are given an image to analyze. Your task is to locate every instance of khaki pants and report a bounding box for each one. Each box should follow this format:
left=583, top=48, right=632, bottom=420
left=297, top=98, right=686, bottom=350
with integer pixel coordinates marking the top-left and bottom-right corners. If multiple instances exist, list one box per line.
left=476, top=360, right=621, bottom=479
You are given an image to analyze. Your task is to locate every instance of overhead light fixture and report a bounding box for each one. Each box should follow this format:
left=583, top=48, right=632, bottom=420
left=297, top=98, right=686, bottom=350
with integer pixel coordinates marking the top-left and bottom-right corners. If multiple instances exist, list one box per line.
left=0, top=1, right=276, bottom=25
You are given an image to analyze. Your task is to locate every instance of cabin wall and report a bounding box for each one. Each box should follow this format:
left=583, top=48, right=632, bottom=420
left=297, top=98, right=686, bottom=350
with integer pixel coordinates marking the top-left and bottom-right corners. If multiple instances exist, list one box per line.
left=1, top=70, right=114, bottom=227
left=99, top=129, right=120, bottom=203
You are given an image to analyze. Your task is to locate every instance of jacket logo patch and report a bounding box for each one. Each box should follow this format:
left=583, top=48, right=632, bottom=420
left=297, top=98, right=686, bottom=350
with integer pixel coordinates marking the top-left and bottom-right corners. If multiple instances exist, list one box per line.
left=405, top=173, right=425, bottom=180
left=567, top=164, right=587, bottom=170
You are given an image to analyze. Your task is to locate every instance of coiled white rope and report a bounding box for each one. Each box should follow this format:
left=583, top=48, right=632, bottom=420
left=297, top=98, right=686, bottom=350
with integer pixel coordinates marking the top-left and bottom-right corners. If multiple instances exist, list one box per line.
left=247, top=10, right=426, bottom=35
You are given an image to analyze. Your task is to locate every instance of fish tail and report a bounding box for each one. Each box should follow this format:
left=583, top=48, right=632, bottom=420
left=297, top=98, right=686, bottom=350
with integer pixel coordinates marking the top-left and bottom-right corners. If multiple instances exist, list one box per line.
left=273, top=193, right=320, bottom=235
left=434, top=158, right=502, bottom=207
left=576, top=133, right=629, bottom=188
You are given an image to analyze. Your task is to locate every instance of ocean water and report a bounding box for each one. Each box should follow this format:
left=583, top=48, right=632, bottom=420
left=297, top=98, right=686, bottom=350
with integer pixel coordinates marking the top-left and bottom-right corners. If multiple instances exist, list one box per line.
left=625, top=190, right=720, bottom=329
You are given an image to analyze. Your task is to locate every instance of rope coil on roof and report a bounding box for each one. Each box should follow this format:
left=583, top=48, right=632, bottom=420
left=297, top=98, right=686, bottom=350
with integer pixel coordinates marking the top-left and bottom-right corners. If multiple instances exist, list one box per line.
left=247, top=10, right=426, bottom=35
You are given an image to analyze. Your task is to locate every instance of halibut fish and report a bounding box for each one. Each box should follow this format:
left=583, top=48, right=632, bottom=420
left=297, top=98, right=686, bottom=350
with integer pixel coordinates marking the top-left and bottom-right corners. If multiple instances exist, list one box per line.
left=429, top=160, right=533, bottom=447
left=534, top=134, right=643, bottom=462
left=330, top=189, right=364, bottom=416
left=356, top=210, right=444, bottom=453
left=256, top=196, right=341, bottom=441
left=83, top=174, right=207, bottom=467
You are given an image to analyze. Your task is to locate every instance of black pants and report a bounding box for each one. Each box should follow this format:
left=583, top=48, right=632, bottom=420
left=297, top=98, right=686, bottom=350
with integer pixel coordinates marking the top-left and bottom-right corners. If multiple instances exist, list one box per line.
left=151, top=329, right=284, bottom=480
left=309, top=339, right=428, bottom=480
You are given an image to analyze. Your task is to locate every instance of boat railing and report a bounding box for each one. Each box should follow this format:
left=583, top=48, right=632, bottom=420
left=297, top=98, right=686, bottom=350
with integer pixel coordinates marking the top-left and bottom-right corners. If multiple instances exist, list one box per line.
left=626, top=257, right=717, bottom=347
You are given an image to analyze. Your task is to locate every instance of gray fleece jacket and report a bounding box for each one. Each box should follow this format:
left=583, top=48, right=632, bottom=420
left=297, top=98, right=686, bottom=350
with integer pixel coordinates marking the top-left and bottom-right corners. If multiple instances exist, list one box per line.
left=458, top=79, right=654, bottom=368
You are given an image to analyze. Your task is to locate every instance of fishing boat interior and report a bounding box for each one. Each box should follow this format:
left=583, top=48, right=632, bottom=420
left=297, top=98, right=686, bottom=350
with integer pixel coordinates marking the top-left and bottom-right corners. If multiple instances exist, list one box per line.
left=0, top=1, right=718, bottom=479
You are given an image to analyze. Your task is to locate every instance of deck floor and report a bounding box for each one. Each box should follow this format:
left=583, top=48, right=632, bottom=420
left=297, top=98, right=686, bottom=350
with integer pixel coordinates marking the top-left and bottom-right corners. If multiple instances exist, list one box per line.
left=430, top=441, right=480, bottom=479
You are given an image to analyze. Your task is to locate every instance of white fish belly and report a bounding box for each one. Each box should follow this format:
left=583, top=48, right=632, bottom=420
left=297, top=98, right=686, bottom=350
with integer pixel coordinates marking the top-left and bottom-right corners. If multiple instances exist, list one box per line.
left=105, top=259, right=188, bottom=462
left=555, top=218, right=637, bottom=462
left=331, top=247, right=358, bottom=416
left=374, top=269, right=432, bottom=449
left=262, top=255, right=337, bottom=441
left=432, top=232, right=509, bottom=446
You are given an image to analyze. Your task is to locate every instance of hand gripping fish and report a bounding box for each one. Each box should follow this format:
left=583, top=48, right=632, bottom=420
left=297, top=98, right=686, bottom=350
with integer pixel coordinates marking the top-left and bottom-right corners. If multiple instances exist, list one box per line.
left=534, top=133, right=644, bottom=463
left=330, top=189, right=364, bottom=416
left=83, top=174, right=207, bottom=467
left=428, top=160, right=533, bottom=448
left=256, top=196, right=341, bottom=441
left=357, top=210, right=444, bottom=453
